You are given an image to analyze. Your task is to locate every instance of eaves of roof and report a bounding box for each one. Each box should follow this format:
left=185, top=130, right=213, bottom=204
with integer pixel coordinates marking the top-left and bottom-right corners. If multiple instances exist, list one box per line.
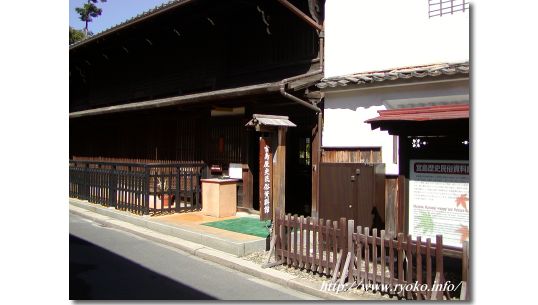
left=316, top=62, right=469, bottom=90
left=70, top=0, right=195, bottom=50
left=365, top=104, right=470, bottom=124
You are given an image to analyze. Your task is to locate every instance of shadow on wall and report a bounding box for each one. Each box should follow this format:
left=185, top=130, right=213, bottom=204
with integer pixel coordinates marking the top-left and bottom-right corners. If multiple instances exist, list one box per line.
left=323, top=80, right=470, bottom=111
left=371, top=206, right=385, bottom=230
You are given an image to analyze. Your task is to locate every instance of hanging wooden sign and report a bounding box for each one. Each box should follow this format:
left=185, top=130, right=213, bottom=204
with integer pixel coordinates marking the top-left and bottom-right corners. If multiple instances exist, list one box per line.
left=259, top=136, right=273, bottom=221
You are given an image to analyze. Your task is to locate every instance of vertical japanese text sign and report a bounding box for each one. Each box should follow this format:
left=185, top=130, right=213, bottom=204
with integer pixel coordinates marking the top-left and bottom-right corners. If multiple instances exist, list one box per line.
left=259, top=136, right=273, bottom=221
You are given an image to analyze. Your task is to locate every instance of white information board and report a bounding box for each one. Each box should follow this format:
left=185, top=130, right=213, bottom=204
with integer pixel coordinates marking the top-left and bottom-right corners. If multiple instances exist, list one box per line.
left=409, top=160, right=469, bottom=248
left=229, top=163, right=242, bottom=179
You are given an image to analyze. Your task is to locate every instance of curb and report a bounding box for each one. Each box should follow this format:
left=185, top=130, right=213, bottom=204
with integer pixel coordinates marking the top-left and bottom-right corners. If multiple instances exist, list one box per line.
left=69, top=202, right=387, bottom=301
left=69, top=199, right=266, bottom=257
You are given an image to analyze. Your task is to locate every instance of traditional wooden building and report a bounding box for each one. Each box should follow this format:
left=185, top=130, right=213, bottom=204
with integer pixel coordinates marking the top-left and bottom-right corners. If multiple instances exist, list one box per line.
left=70, top=0, right=326, bottom=217
left=315, top=0, right=470, bottom=244
left=317, top=62, right=470, bottom=247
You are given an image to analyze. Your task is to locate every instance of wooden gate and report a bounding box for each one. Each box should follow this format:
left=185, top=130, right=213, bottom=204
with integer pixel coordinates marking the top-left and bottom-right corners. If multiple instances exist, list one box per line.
left=319, top=163, right=385, bottom=229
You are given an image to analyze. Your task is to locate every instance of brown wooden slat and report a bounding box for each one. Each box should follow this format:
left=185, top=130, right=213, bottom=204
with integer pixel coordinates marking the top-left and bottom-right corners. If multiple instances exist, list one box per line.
left=325, top=219, right=330, bottom=274
left=364, top=227, right=370, bottom=285
left=389, top=235, right=394, bottom=289
left=331, top=249, right=343, bottom=283
left=347, top=219, right=355, bottom=284
left=339, top=217, right=347, bottom=255
left=416, top=236, right=423, bottom=300
left=435, top=235, right=443, bottom=284
left=426, top=238, right=432, bottom=299
left=339, top=251, right=351, bottom=286
left=293, top=214, right=299, bottom=267
left=332, top=220, right=338, bottom=275
left=406, top=234, right=413, bottom=299
left=317, top=218, right=324, bottom=273
left=380, top=230, right=386, bottom=289
left=356, top=226, right=362, bottom=285
left=299, top=215, right=304, bottom=268
left=372, top=228, right=378, bottom=290
left=397, top=233, right=404, bottom=297
left=286, top=214, right=291, bottom=266
left=312, top=217, right=318, bottom=273
left=431, top=272, right=442, bottom=300
left=305, top=217, right=311, bottom=270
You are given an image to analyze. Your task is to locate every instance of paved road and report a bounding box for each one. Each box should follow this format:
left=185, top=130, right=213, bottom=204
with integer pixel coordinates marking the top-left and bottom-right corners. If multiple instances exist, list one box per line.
left=70, top=213, right=320, bottom=300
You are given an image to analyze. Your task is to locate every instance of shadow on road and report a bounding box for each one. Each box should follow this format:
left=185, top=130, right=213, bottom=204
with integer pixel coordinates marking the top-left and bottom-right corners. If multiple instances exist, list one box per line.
left=69, top=234, right=216, bottom=300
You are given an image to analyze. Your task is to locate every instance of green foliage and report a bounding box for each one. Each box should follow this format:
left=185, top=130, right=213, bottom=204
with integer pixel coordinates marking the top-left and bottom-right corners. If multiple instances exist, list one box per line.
left=69, top=27, right=86, bottom=44
left=75, top=0, right=107, bottom=33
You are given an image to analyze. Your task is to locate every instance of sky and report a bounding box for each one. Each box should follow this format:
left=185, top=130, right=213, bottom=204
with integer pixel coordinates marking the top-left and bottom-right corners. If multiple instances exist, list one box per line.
left=70, top=0, right=171, bottom=34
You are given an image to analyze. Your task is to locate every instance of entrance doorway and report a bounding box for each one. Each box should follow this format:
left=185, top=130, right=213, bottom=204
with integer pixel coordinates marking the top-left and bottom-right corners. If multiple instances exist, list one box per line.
left=285, top=128, right=312, bottom=216
left=318, top=163, right=385, bottom=229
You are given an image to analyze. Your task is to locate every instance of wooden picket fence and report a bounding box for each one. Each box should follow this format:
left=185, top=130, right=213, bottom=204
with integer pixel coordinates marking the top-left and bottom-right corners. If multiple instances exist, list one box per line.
left=69, top=158, right=207, bottom=215
left=271, top=211, right=469, bottom=300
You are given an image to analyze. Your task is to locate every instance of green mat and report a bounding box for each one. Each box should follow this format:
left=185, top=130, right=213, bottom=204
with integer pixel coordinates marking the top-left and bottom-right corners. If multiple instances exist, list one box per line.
left=203, top=217, right=271, bottom=238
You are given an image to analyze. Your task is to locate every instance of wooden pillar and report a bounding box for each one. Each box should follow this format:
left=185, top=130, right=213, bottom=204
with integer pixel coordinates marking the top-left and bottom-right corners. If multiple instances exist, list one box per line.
left=310, top=112, right=321, bottom=219
left=272, top=127, right=287, bottom=218
left=397, top=135, right=409, bottom=233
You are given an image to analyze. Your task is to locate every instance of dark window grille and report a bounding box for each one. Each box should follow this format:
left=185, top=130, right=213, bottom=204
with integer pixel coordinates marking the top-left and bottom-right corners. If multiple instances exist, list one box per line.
left=429, top=0, right=469, bottom=18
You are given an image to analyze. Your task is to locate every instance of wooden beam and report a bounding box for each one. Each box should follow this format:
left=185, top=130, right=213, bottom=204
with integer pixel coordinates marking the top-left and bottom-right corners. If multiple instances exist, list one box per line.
left=430, top=272, right=443, bottom=300
left=70, top=82, right=282, bottom=118
left=261, top=260, right=284, bottom=269
left=264, top=233, right=277, bottom=264
left=331, top=249, right=344, bottom=283
left=339, top=252, right=352, bottom=286
left=276, top=0, right=323, bottom=31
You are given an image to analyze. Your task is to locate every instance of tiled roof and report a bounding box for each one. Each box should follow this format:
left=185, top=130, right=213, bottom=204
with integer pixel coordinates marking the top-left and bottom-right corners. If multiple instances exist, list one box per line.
left=316, top=62, right=469, bottom=89
left=70, top=0, right=194, bottom=49
left=366, top=104, right=470, bottom=124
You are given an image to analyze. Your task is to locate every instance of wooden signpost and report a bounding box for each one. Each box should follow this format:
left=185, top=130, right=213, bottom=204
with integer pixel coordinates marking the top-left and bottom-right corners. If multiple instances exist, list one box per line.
left=246, top=114, right=296, bottom=221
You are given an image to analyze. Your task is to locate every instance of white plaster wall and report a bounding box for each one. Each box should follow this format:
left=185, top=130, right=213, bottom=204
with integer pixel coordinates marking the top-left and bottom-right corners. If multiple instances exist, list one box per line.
left=324, top=0, right=470, bottom=77
left=322, top=80, right=469, bottom=175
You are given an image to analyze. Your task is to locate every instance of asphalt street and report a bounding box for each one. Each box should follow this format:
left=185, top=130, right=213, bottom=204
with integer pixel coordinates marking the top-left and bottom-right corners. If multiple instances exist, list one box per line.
left=69, top=212, right=320, bottom=300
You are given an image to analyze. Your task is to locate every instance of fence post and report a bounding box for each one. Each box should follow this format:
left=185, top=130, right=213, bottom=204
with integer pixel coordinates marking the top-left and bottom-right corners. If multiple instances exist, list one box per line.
left=435, top=235, right=444, bottom=299
left=175, top=165, right=181, bottom=213
left=84, top=162, right=90, bottom=201
left=435, top=235, right=443, bottom=282
left=197, top=165, right=205, bottom=210
left=339, top=218, right=347, bottom=254
left=406, top=234, right=413, bottom=299
left=347, top=219, right=355, bottom=284
left=109, top=164, right=117, bottom=208
left=144, top=164, right=150, bottom=215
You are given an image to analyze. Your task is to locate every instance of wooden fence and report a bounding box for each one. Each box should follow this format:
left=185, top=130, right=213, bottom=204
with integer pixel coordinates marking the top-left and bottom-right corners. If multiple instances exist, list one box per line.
left=69, top=159, right=206, bottom=215
left=272, top=211, right=469, bottom=300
